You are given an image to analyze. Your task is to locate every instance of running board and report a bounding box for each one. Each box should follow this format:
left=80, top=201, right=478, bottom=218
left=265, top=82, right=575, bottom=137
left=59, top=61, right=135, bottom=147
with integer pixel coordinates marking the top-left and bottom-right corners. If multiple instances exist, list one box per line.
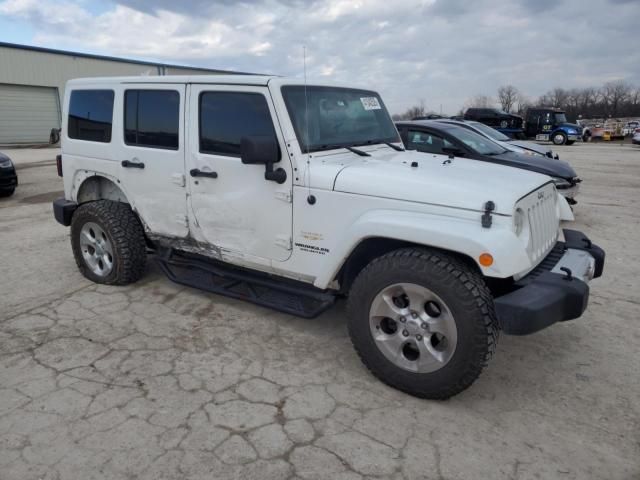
left=155, top=249, right=336, bottom=318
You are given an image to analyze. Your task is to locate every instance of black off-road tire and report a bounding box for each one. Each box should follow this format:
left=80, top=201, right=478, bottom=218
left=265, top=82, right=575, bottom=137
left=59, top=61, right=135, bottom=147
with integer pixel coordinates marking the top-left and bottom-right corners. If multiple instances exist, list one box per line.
left=0, top=188, right=15, bottom=197
left=346, top=248, right=499, bottom=399
left=71, top=200, right=147, bottom=285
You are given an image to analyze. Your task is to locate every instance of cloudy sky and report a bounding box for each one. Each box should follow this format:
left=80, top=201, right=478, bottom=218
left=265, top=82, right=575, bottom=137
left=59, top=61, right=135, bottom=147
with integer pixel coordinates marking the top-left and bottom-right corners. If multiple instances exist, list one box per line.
left=1, top=0, right=638, bottom=114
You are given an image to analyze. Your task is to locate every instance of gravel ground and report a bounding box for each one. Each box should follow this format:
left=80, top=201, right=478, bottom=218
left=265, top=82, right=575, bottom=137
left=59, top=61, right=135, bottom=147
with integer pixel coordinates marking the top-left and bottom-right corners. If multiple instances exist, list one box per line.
left=1, top=143, right=639, bottom=480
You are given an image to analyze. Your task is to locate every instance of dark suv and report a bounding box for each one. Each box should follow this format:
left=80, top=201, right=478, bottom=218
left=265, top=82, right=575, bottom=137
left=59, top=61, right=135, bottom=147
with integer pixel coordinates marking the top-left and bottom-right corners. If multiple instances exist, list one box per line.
left=464, top=108, right=524, bottom=137
left=0, top=152, right=17, bottom=197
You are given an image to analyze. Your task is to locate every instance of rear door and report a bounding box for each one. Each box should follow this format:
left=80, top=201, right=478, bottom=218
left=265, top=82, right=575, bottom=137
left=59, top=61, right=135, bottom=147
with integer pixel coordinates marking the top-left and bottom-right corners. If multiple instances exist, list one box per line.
left=186, top=84, right=293, bottom=263
left=115, top=84, right=188, bottom=238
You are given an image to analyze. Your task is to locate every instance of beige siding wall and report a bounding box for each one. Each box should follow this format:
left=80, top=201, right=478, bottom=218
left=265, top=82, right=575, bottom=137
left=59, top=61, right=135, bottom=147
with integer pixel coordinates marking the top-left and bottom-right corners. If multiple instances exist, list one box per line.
left=0, top=45, right=224, bottom=117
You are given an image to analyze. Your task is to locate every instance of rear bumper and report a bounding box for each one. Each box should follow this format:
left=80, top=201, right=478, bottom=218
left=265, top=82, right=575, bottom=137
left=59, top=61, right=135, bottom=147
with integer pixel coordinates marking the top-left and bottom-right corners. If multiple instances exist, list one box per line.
left=495, top=229, right=605, bottom=335
left=53, top=197, right=77, bottom=226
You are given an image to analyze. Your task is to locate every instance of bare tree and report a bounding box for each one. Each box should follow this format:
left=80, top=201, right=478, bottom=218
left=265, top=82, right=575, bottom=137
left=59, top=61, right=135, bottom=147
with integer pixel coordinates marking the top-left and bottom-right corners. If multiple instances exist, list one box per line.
left=602, top=81, right=632, bottom=117
left=497, top=85, right=519, bottom=113
left=515, top=93, right=530, bottom=115
left=464, top=94, right=494, bottom=110
left=393, top=99, right=428, bottom=120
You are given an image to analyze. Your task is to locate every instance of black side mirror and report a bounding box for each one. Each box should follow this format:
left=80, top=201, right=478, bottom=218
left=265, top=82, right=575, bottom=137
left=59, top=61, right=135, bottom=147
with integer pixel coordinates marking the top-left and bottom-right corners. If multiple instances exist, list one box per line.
left=240, top=135, right=287, bottom=184
left=240, top=135, right=280, bottom=165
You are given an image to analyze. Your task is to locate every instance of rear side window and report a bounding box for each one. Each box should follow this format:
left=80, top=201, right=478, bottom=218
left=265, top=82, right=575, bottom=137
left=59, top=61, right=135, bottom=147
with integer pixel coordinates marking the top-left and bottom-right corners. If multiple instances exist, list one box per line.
left=199, top=92, right=276, bottom=156
left=124, top=90, right=180, bottom=149
left=68, top=90, right=114, bottom=143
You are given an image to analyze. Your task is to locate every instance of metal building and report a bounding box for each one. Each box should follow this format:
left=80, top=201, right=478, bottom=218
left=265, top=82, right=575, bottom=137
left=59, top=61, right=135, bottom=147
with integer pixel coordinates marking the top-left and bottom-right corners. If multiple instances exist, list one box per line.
left=0, top=42, right=246, bottom=145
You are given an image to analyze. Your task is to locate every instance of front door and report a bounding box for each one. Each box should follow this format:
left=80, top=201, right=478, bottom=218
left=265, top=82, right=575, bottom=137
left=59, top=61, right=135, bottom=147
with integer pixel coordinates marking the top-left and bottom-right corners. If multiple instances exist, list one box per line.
left=116, top=84, right=188, bottom=238
left=187, top=84, right=293, bottom=263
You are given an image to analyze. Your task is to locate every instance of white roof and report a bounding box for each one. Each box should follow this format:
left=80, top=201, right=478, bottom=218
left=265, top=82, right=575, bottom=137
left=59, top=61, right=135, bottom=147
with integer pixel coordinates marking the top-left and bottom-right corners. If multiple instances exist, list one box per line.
left=65, top=75, right=372, bottom=91
left=67, top=75, right=276, bottom=86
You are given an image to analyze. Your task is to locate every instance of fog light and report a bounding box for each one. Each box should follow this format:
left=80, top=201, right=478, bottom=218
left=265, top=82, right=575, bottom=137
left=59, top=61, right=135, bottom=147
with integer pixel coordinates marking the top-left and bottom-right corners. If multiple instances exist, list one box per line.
left=479, top=253, right=494, bottom=267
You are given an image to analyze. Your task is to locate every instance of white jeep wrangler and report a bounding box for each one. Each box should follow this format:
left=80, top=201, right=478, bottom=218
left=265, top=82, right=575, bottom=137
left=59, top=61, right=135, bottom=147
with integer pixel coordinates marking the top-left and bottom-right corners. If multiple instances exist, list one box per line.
left=53, top=75, right=605, bottom=399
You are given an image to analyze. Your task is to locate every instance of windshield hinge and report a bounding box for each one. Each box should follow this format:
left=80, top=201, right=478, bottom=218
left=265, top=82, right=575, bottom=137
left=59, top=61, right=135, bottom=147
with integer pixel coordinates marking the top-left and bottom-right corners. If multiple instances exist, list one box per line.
left=275, top=190, right=292, bottom=203
left=171, top=173, right=186, bottom=187
left=175, top=214, right=188, bottom=228
left=275, top=235, right=292, bottom=250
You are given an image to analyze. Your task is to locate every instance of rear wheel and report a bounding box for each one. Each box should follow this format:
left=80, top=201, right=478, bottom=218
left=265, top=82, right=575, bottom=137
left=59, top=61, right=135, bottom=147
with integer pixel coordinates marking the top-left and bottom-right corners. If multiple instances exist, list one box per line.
left=71, top=200, right=146, bottom=285
left=552, top=132, right=567, bottom=145
left=347, top=248, right=498, bottom=399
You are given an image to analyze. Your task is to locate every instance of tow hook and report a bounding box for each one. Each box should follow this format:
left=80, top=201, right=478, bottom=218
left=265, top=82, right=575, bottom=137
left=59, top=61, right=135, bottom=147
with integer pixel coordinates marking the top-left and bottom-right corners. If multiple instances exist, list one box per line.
left=560, top=267, right=573, bottom=281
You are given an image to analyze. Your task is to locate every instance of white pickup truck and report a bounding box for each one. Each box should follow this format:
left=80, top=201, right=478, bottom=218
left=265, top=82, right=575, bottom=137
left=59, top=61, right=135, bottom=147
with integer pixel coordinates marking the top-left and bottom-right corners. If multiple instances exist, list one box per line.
left=53, top=75, right=605, bottom=399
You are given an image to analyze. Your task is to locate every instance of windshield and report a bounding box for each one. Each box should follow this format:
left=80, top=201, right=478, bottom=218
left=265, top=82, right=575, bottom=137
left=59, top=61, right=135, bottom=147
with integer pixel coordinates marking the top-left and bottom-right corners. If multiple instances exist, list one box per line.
left=448, top=126, right=507, bottom=155
left=554, top=113, right=568, bottom=124
left=467, top=121, right=510, bottom=141
left=281, top=86, right=399, bottom=153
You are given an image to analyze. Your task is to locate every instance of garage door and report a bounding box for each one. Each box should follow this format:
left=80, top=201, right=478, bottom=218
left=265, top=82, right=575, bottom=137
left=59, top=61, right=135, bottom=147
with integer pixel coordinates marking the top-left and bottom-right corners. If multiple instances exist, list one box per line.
left=0, top=84, right=61, bottom=144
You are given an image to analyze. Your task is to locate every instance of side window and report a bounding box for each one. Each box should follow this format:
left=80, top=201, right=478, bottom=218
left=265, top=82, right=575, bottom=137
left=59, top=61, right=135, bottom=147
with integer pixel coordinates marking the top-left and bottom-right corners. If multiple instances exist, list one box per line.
left=199, top=92, right=276, bottom=157
left=408, top=130, right=445, bottom=154
left=124, top=90, right=179, bottom=149
left=68, top=90, right=114, bottom=143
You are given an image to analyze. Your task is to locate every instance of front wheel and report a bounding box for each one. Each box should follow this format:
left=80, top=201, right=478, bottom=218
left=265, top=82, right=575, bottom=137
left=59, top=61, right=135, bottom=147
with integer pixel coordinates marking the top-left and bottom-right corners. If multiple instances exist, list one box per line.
left=552, top=132, right=567, bottom=145
left=347, top=248, right=498, bottom=399
left=0, top=188, right=15, bottom=198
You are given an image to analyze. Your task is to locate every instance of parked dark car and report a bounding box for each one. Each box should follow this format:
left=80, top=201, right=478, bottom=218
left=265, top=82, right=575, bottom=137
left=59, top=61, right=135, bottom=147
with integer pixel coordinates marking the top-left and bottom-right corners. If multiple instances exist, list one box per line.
left=434, top=118, right=558, bottom=159
left=463, top=107, right=524, bottom=137
left=395, top=121, right=581, bottom=203
left=0, top=152, right=17, bottom=197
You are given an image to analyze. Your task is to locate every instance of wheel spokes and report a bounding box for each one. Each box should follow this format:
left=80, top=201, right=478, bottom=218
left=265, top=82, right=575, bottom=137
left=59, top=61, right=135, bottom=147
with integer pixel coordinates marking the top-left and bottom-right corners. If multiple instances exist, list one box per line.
left=79, top=222, right=114, bottom=277
left=369, top=282, right=458, bottom=374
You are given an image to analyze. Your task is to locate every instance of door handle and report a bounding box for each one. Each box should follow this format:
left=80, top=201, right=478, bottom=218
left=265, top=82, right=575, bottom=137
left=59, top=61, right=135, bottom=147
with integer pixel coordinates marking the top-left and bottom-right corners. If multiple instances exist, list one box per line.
left=190, top=168, right=218, bottom=179
left=121, top=160, right=145, bottom=169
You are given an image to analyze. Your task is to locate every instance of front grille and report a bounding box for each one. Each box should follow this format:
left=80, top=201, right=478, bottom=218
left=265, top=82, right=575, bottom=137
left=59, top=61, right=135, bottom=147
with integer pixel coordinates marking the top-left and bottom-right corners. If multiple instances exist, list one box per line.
left=517, top=184, right=560, bottom=264
left=516, top=243, right=565, bottom=286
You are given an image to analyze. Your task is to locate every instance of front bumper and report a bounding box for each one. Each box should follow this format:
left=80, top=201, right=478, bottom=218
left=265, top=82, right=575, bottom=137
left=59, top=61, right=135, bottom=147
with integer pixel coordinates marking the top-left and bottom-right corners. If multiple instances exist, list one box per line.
left=494, top=229, right=605, bottom=335
left=0, top=169, right=17, bottom=190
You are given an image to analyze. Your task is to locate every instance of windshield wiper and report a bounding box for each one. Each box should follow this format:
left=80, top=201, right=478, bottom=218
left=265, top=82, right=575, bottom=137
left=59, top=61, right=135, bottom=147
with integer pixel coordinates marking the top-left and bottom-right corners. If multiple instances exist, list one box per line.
left=344, top=145, right=371, bottom=156
left=318, top=144, right=370, bottom=157
left=382, top=141, right=404, bottom=152
left=357, top=139, right=405, bottom=151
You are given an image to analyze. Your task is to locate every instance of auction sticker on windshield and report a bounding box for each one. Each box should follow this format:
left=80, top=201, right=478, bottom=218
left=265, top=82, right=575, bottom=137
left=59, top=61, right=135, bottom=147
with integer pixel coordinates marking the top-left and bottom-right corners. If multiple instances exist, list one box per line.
left=360, top=97, right=381, bottom=110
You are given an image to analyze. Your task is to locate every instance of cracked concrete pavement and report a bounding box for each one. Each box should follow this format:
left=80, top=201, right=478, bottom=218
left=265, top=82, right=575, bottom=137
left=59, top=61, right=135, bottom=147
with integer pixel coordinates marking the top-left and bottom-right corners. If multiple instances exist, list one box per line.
left=1, top=144, right=639, bottom=479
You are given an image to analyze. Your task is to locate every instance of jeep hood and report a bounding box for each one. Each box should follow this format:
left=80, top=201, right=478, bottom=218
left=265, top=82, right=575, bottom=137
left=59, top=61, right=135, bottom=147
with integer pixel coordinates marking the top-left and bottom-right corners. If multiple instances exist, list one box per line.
left=319, top=148, right=551, bottom=215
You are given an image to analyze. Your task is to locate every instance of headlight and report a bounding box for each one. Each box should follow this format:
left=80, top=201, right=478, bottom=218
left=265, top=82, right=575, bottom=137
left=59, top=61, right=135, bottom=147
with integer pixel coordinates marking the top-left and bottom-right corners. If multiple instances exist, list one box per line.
left=513, top=208, right=526, bottom=236
left=0, top=159, right=12, bottom=168
left=566, top=129, right=577, bottom=134
left=551, top=177, right=571, bottom=189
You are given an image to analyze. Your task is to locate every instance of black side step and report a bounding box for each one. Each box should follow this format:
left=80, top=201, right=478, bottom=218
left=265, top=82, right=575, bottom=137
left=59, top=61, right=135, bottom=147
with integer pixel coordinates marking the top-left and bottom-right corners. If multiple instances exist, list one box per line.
left=155, top=249, right=336, bottom=318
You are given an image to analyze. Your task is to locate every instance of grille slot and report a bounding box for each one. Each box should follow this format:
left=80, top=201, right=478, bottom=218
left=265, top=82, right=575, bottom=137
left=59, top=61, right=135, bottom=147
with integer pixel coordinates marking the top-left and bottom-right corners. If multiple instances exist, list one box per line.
left=519, top=185, right=559, bottom=264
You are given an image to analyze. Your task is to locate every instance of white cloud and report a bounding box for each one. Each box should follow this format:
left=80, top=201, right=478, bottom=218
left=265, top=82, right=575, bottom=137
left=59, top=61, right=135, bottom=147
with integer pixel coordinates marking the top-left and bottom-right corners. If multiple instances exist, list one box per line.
left=1, top=0, right=639, bottom=114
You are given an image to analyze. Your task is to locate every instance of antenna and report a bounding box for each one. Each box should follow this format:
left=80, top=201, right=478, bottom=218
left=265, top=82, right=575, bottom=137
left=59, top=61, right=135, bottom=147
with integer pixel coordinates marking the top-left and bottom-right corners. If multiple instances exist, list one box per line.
left=303, top=46, right=315, bottom=205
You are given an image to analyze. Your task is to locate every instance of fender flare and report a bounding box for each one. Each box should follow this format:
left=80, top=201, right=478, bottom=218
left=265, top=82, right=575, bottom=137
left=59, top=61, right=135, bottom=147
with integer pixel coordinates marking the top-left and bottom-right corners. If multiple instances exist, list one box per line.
left=313, top=209, right=532, bottom=289
left=72, top=171, right=130, bottom=205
